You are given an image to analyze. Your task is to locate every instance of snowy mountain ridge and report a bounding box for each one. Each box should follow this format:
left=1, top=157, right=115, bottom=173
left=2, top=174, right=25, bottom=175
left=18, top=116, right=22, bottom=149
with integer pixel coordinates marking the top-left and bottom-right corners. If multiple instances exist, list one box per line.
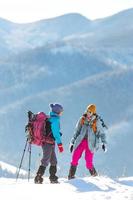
left=0, top=161, right=27, bottom=178
left=0, top=8, right=133, bottom=54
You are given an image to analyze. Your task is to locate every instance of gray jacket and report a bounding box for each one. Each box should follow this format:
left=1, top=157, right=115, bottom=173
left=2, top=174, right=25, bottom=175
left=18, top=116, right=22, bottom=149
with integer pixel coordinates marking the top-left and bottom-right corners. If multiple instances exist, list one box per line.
left=71, top=115, right=107, bottom=153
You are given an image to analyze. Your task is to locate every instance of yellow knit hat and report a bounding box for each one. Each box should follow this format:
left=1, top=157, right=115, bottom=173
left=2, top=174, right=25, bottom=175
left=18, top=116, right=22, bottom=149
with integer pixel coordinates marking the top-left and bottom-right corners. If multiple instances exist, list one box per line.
left=86, top=104, right=96, bottom=114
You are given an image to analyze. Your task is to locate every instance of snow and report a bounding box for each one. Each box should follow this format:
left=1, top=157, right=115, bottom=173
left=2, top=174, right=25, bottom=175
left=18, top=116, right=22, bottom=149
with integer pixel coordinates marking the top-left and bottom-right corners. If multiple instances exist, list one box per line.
left=0, top=161, right=133, bottom=200
left=0, top=161, right=27, bottom=178
left=0, top=176, right=133, bottom=200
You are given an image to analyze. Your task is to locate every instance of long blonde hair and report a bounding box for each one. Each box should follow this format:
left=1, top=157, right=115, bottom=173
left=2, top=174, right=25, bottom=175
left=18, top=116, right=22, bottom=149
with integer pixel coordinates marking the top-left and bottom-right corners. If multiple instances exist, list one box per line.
left=80, top=113, right=97, bottom=133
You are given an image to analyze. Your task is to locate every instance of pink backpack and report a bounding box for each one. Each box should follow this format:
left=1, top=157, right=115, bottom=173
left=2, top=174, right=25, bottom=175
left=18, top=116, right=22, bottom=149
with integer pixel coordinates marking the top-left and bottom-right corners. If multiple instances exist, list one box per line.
left=27, top=112, right=48, bottom=146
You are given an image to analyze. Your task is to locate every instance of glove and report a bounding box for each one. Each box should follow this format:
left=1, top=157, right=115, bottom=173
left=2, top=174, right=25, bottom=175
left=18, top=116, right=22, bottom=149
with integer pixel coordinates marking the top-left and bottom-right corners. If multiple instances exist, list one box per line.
left=102, top=144, right=107, bottom=152
left=58, top=144, right=64, bottom=153
left=69, top=143, right=74, bottom=153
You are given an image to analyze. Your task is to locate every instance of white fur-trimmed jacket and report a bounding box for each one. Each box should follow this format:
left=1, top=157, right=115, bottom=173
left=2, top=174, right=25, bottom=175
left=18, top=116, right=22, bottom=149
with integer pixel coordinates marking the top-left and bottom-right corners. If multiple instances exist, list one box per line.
left=71, top=115, right=107, bottom=153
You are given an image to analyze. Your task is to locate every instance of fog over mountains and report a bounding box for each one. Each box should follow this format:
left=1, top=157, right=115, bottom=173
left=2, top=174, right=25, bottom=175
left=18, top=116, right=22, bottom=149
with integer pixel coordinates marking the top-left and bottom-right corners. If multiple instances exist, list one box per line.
left=0, top=8, right=133, bottom=178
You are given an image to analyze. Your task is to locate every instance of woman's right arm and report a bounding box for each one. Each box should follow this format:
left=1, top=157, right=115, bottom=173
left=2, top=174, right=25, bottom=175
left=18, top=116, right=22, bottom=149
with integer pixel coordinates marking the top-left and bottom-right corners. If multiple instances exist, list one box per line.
left=71, top=118, right=82, bottom=144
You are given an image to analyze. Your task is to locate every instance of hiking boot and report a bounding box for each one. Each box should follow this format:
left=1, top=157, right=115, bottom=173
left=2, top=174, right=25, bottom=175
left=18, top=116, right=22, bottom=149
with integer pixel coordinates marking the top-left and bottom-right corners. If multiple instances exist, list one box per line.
left=89, top=167, right=98, bottom=177
left=49, top=165, right=59, bottom=184
left=50, top=176, right=59, bottom=184
left=34, top=165, right=46, bottom=184
left=68, top=165, right=77, bottom=180
left=34, top=174, right=43, bottom=184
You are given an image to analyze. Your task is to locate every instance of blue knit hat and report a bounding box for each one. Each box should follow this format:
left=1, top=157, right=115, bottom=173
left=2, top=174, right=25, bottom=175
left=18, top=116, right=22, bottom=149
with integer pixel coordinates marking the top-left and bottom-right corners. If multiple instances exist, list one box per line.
left=50, top=103, right=63, bottom=114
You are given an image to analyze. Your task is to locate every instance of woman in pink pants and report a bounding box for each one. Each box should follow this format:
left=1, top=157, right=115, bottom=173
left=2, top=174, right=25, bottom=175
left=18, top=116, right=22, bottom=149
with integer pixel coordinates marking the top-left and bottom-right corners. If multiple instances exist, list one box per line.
left=68, top=104, right=107, bottom=179
left=71, top=138, right=94, bottom=170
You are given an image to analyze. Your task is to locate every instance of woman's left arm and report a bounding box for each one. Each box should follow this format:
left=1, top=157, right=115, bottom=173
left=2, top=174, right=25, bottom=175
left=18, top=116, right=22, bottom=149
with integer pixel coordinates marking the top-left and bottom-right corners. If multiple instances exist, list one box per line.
left=97, top=120, right=107, bottom=144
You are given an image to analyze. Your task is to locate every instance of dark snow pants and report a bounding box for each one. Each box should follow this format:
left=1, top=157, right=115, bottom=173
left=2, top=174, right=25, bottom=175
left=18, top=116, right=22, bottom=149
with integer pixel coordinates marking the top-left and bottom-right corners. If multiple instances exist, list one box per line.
left=41, top=143, right=57, bottom=167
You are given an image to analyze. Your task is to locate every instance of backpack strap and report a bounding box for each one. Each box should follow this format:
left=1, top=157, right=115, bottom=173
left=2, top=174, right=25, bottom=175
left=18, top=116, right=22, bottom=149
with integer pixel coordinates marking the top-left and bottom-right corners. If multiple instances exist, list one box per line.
left=94, top=114, right=108, bottom=129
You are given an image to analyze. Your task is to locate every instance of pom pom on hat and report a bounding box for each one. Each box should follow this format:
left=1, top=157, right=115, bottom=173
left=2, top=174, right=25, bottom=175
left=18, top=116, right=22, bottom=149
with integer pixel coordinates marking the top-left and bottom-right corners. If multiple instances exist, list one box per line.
left=50, top=103, right=54, bottom=108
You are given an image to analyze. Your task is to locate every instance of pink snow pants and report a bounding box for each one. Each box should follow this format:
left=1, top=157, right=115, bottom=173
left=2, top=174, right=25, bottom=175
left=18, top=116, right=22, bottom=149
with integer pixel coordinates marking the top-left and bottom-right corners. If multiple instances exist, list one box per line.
left=71, top=139, right=94, bottom=170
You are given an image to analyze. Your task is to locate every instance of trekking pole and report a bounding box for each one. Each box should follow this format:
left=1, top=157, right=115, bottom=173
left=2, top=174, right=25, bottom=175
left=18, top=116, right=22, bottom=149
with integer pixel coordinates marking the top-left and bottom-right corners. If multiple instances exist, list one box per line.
left=16, top=138, right=28, bottom=181
left=28, top=143, right=32, bottom=182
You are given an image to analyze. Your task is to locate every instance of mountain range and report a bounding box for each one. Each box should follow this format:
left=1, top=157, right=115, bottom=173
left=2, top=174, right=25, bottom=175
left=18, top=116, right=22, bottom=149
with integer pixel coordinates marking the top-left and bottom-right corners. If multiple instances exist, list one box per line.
left=0, top=8, right=133, bottom=178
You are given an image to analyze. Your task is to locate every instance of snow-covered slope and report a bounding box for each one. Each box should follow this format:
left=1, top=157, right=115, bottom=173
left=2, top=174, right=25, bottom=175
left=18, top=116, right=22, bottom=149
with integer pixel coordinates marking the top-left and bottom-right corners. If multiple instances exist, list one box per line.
left=0, top=161, right=27, bottom=178
left=0, top=176, right=133, bottom=200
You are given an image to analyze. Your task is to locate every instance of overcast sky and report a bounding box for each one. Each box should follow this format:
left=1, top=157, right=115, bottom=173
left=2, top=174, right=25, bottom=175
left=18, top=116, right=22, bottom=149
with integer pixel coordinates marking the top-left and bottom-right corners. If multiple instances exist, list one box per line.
left=0, top=0, right=133, bottom=23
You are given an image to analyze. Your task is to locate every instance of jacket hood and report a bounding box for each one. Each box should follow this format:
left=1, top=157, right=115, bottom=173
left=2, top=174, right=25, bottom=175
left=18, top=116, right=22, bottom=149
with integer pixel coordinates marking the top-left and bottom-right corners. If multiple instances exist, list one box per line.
left=49, top=111, right=60, bottom=117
